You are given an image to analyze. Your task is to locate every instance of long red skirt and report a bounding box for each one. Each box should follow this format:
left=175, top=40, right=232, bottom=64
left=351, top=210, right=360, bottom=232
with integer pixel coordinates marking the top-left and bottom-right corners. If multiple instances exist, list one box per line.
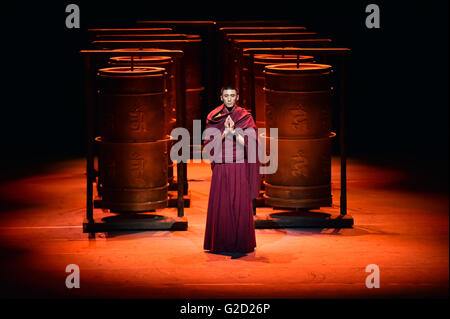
left=203, top=162, right=256, bottom=253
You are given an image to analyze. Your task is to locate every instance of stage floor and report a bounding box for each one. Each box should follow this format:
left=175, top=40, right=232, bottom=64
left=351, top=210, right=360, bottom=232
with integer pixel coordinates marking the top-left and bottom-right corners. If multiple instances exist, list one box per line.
left=0, top=156, right=448, bottom=298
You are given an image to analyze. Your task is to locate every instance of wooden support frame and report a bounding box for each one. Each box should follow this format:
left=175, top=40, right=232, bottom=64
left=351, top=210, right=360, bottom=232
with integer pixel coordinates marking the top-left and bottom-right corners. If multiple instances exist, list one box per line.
left=79, top=49, right=187, bottom=236
left=242, top=47, right=352, bottom=226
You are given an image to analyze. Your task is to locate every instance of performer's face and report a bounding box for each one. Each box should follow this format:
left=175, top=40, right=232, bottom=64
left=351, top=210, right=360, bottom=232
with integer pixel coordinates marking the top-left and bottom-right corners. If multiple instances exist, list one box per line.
left=220, top=89, right=239, bottom=109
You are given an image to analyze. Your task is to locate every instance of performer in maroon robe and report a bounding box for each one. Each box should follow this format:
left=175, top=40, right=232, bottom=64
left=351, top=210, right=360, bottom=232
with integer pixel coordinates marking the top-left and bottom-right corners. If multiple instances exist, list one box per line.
left=203, top=87, right=261, bottom=254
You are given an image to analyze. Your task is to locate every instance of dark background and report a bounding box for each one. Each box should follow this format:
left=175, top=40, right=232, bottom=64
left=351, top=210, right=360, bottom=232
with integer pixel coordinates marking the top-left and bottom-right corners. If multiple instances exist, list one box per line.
left=1, top=0, right=448, bottom=184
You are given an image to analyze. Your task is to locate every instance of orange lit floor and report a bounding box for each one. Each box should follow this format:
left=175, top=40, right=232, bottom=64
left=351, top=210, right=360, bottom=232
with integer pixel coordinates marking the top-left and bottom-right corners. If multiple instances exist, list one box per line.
left=0, top=156, right=448, bottom=298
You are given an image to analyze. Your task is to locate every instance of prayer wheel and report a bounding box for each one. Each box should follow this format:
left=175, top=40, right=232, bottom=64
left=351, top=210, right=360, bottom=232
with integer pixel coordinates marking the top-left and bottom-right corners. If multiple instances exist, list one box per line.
left=263, top=63, right=335, bottom=208
left=98, top=66, right=167, bottom=141
left=227, top=38, right=332, bottom=103
left=250, top=55, right=315, bottom=196
left=108, top=53, right=177, bottom=186
left=253, top=54, right=315, bottom=128
left=111, top=48, right=177, bottom=120
left=108, top=56, right=175, bottom=129
left=92, top=37, right=204, bottom=140
left=96, top=137, right=169, bottom=212
left=238, top=53, right=315, bottom=116
left=96, top=66, right=169, bottom=212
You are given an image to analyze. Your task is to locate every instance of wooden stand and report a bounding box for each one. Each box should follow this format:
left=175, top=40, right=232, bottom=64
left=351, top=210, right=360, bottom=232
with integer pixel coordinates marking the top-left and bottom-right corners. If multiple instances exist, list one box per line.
left=80, top=49, right=188, bottom=236
left=244, top=48, right=352, bottom=228
left=168, top=190, right=191, bottom=207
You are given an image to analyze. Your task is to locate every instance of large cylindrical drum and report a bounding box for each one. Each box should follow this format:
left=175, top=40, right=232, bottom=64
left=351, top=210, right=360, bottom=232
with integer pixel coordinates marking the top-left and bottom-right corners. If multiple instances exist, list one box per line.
left=108, top=55, right=177, bottom=186
left=109, top=55, right=176, bottom=130
left=98, top=66, right=167, bottom=142
left=93, top=38, right=204, bottom=141
left=96, top=137, right=169, bottom=212
left=96, top=66, right=169, bottom=212
left=263, top=63, right=335, bottom=208
left=254, top=54, right=315, bottom=128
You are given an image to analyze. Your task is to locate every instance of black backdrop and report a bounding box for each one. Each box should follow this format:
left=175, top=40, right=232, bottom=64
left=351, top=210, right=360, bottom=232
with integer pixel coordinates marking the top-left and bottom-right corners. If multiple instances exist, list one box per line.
left=1, top=0, right=448, bottom=169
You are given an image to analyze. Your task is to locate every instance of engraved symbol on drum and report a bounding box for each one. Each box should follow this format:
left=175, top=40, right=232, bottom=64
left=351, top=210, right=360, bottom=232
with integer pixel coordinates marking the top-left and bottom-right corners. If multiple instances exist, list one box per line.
left=129, top=106, right=146, bottom=132
left=292, top=150, right=308, bottom=177
left=129, top=152, right=144, bottom=180
left=289, top=103, right=308, bottom=132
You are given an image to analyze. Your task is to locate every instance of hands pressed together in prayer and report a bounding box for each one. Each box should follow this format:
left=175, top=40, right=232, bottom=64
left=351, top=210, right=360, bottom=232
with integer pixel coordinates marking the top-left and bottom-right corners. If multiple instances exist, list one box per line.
left=222, top=115, right=245, bottom=146
left=222, top=115, right=235, bottom=139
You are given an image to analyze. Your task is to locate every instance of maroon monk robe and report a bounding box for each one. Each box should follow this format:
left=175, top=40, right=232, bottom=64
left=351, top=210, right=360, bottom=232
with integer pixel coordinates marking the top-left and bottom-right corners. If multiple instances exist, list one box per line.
left=203, top=104, right=262, bottom=253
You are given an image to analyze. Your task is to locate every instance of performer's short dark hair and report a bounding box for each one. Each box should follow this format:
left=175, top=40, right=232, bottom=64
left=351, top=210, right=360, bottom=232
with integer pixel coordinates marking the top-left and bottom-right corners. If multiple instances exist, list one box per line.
left=220, top=86, right=239, bottom=95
